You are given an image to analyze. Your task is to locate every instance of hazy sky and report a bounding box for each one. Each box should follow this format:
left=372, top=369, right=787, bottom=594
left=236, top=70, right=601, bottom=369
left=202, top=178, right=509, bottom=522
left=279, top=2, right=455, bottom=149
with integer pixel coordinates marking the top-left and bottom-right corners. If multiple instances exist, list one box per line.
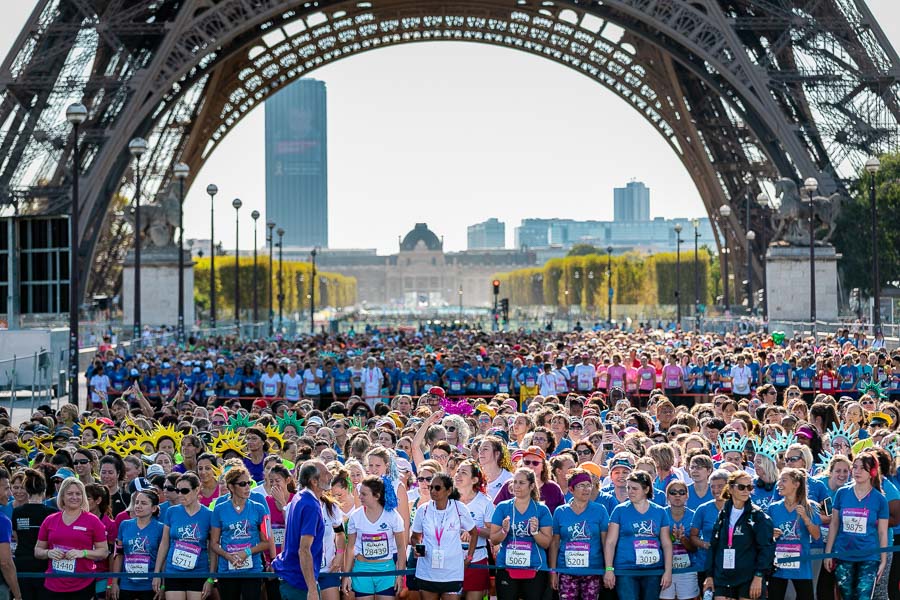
left=2, top=2, right=898, bottom=253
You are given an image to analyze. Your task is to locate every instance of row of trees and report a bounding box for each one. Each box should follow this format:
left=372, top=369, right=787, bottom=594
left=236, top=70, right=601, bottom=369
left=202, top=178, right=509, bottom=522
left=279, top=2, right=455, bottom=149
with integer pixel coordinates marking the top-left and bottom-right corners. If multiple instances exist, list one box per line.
left=192, top=257, right=357, bottom=315
left=496, top=250, right=714, bottom=308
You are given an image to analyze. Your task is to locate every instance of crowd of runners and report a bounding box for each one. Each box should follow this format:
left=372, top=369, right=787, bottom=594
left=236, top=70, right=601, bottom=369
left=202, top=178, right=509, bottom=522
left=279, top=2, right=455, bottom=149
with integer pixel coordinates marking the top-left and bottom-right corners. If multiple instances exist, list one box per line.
left=0, top=325, right=898, bottom=600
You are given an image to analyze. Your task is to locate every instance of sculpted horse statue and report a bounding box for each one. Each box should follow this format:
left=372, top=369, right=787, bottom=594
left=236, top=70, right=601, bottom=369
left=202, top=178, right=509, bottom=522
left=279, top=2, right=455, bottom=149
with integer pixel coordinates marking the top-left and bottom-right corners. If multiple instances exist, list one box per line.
left=771, top=177, right=841, bottom=245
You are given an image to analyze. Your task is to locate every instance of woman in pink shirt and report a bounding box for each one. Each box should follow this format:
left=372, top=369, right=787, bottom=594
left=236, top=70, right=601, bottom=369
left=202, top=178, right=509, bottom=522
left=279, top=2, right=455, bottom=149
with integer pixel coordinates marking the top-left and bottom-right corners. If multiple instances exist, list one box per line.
left=264, top=464, right=296, bottom=558
left=35, top=477, right=109, bottom=599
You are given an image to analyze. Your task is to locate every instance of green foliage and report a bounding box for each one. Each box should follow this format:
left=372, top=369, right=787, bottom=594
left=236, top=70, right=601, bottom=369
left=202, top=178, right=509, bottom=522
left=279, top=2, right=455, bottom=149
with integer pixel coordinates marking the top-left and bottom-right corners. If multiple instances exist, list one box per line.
left=566, top=243, right=605, bottom=257
left=497, top=251, right=712, bottom=307
left=833, top=152, right=900, bottom=296
left=193, top=257, right=357, bottom=316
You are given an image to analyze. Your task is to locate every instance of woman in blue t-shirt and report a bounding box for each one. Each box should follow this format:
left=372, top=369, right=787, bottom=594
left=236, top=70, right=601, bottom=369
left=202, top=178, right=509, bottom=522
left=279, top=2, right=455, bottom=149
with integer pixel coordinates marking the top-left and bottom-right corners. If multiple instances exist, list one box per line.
left=603, top=470, right=672, bottom=600
left=153, top=473, right=215, bottom=600
left=210, top=465, right=273, bottom=600
left=488, top=467, right=553, bottom=600
left=824, top=453, right=889, bottom=600
left=768, top=467, right=821, bottom=600
left=110, top=489, right=164, bottom=600
left=549, top=468, right=609, bottom=600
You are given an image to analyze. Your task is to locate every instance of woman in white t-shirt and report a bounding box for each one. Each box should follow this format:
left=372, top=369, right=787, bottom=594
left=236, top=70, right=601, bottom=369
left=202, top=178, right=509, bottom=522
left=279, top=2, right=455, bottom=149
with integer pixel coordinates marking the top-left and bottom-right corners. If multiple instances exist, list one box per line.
left=454, top=460, right=495, bottom=600
left=258, top=361, right=282, bottom=398
left=281, top=363, right=303, bottom=403
left=477, top=436, right=513, bottom=500
left=342, top=475, right=407, bottom=600
left=320, top=494, right=346, bottom=600
left=410, top=473, right=478, bottom=600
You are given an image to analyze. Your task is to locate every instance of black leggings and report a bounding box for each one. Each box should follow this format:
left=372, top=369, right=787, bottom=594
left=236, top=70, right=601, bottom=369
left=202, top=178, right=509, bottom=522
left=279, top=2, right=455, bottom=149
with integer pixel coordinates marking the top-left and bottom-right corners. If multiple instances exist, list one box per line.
left=42, top=584, right=95, bottom=600
left=768, top=576, right=813, bottom=600
left=888, top=532, right=900, bottom=600
left=496, top=570, right=548, bottom=600
left=218, top=578, right=262, bottom=600
left=817, top=559, right=837, bottom=600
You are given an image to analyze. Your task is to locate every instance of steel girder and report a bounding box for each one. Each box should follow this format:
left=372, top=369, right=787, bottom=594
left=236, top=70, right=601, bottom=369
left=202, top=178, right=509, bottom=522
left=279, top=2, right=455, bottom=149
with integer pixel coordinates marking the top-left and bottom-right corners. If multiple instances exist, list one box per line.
left=0, top=0, right=897, bottom=303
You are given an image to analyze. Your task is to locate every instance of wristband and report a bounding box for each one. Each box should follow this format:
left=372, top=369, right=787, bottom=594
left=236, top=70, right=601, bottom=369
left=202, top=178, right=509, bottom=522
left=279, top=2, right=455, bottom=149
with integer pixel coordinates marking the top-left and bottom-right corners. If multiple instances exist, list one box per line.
left=82, top=550, right=88, bottom=559
left=244, top=548, right=252, bottom=557
left=160, top=586, right=165, bottom=591
left=605, top=567, right=614, bottom=572
left=206, top=578, right=215, bottom=584
left=335, top=548, right=344, bottom=554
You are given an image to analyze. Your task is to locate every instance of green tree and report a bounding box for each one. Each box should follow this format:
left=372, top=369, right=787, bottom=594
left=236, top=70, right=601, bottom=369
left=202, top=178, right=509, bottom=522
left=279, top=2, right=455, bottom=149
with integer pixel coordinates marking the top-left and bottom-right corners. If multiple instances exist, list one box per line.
left=833, top=152, right=900, bottom=296
left=566, top=243, right=604, bottom=257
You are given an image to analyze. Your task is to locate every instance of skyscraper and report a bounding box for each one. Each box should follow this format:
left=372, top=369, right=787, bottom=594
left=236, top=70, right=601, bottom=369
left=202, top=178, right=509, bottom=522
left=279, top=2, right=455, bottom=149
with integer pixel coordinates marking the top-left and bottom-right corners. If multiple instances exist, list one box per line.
left=467, top=218, right=505, bottom=249
left=265, top=79, right=328, bottom=247
left=613, top=180, right=650, bottom=221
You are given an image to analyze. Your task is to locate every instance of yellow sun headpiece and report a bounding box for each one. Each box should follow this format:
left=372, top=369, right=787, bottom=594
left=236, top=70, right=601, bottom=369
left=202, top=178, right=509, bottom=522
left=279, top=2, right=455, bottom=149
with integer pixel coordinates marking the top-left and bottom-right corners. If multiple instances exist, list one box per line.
left=119, top=441, right=147, bottom=457
left=265, top=424, right=286, bottom=450
left=79, top=418, right=106, bottom=442
left=211, top=430, right=247, bottom=457
left=148, top=423, right=185, bottom=451
left=34, top=437, right=56, bottom=458
left=17, top=438, right=35, bottom=456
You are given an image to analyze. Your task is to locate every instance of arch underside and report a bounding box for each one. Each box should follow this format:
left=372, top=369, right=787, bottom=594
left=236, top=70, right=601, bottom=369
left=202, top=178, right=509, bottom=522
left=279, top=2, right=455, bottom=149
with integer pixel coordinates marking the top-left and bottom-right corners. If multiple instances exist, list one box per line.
left=0, top=0, right=898, bottom=301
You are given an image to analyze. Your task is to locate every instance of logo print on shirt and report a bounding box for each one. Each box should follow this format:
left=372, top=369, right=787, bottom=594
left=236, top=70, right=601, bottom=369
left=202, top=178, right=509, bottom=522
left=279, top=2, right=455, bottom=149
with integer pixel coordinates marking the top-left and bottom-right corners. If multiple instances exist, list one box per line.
left=568, top=521, right=589, bottom=540
left=779, top=519, right=799, bottom=540
left=512, top=520, right=533, bottom=537
left=131, top=536, right=148, bottom=554
left=178, top=522, right=200, bottom=541
left=379, top=522, right=389, bottom=530
left=632, top=520, right=656, bottom=537
left=231, top=519, right=250, bottom=539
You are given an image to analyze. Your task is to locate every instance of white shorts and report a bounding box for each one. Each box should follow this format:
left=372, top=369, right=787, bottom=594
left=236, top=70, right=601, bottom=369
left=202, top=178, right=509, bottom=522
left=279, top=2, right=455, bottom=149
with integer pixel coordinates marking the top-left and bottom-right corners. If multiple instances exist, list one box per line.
left=659, top=572, right=700, bottom=600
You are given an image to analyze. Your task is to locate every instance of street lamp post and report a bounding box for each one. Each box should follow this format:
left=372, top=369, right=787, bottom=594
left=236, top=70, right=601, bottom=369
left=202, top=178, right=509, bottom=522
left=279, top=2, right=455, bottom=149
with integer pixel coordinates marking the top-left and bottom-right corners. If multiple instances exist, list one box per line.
left=206, top=184, right=218, bottom=328
left=674, top=223, right=683, bottom=327
left=756, top=193, right=770, bottom=319
left=251, top=210, right=260, bottom=331
left=458, top=285, right=463, bottom=319
left=310, top=247, right=318, bottom=335
left=866, top=157, right=882, bottom=333
left=232, top=198, right=242, bottom=335
left=719, top=205, right=732, bottom=312
left=266, top=222, right=275, bottom=335
left=606, top=246, right=613, bottom=325
left=746, top=230, right=756, bottom=314
left=277, top=228, right=285, bottom=329
left=173, top=162, right=189, bottom=345
left=692, top=218, right=700, bottom=329
left=66, top=102, right=87, bottom=405
left=803, top=177, right=819, bottom=329
left=128, top=137, right=148, bottom=343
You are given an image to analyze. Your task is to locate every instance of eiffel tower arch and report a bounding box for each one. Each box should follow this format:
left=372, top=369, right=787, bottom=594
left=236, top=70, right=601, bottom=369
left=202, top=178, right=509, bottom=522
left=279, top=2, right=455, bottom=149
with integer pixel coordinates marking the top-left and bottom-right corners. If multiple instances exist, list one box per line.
left=0, top=0, right=898, bottom=302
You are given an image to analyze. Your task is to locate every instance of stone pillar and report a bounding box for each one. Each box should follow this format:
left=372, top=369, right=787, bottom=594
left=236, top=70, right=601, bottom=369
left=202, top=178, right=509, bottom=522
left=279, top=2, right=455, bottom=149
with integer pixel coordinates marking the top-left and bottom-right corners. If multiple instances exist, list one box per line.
left=765, top=244, right=840, bottom=323
left=122, top=247, right=194, bottom=328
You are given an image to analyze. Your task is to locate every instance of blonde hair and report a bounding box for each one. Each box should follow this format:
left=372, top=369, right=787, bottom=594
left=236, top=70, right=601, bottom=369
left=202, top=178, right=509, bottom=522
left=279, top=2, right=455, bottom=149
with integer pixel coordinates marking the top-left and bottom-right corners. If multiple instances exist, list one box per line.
left=56, top=477, right=90, bottom=512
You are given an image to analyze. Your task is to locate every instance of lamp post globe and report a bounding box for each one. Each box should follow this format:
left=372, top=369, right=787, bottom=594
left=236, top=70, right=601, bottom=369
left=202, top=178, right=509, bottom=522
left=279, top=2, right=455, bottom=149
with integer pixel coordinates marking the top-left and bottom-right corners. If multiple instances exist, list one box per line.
left=128, top=137, right=148, bottom=157
left=66, top=103, right=88, bottom=125
left=756, top=192, right=769, bottom=208
left=173, top=162, right=189, bottom=344
left=719, top=204, right=732, bottom=218
left=804, top=177, right=819, bottom=194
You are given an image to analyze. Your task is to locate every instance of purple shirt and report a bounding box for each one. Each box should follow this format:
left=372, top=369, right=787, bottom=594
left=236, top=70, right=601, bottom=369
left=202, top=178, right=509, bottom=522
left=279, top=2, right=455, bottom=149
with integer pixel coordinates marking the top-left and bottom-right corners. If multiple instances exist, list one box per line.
left=493, top=480, right=566, bottom=515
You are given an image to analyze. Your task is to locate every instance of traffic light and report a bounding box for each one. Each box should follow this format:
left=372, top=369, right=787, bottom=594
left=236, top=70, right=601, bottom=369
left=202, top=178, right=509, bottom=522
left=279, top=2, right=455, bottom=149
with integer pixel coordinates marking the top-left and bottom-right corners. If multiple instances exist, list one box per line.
left=492, top=279, right=501, bottom=295
left=500, top=298, right=509, bottom=323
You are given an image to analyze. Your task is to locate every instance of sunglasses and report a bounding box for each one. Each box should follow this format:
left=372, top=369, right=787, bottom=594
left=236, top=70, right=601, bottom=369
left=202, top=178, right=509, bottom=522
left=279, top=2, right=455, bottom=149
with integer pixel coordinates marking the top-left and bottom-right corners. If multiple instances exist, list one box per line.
left=668, top=489, right=687, bottom=496
left=576, top=449, right=592, bottom=456
left=570, top=424, right=584, bottom=429
left=523, top=459, right=542, bottom=467
left=785, top=455, right=803, bottom=463
left=446, top=426, right=457, bottom=432
left=429, top=485, right=445, bottom=492
left=232, top=481, right=251, bottom=488
left=73, top=459, right=90, bottom=465
left=333, top=423, right=346, bottom=429
left=165, top=486, right=177, bottom=492
left=211, top=420, right=226, bottom=426
left=417, top=476, right=434, bottom=483
left=176, top=487, right=194, bottom=495
left=731, top=483, right=753, bottom=492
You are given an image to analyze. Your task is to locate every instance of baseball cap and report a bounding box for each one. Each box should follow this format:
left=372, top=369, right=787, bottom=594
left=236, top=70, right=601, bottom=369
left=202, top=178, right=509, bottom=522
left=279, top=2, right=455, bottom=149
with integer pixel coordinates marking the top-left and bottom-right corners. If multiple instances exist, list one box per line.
left=522, top=446, right=546, bottom=461
left=129, top=477, right=153, bottom=494
left=53, top=467, right=76, bottom=480
left=146, top=464, right=166, bottom=478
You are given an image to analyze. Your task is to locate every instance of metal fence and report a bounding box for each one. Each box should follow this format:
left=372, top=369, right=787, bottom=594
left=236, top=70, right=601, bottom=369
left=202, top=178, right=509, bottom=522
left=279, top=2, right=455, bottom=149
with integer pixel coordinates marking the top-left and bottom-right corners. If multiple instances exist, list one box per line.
left=0, top=349, right=59, bottom=413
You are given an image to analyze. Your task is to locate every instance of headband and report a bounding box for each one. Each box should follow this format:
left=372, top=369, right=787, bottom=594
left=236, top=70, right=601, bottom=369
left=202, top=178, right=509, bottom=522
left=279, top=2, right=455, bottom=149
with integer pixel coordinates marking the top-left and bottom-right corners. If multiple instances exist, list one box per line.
left=568, top=472, right=593, bottom=489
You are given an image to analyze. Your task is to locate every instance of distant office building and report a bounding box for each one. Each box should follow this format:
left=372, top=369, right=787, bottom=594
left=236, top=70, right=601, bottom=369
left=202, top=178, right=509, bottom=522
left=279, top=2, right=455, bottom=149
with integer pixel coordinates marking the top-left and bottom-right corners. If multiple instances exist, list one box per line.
left=614, top=180, right=650, bottom=221
left=515, top=218, right=551, bottom=248
left=265, top=78, right=328, bottom=248
left=514, top=217, right=715, bottom=254
left=467, top=218, right=505, bottom=249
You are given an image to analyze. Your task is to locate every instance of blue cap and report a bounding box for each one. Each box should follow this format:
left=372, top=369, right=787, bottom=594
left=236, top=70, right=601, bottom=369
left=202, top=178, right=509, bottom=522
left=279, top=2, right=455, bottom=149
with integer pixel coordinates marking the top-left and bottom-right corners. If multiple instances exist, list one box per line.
left=53, top=467, right=76, bottom=480
left=130, top=368, right=139, bottom=376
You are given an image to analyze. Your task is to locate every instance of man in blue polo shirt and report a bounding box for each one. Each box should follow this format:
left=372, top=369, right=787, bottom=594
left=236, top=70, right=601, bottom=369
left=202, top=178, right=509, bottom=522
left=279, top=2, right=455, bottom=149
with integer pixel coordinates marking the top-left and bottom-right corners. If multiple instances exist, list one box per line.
left=273, top=460, right=327, bottom=600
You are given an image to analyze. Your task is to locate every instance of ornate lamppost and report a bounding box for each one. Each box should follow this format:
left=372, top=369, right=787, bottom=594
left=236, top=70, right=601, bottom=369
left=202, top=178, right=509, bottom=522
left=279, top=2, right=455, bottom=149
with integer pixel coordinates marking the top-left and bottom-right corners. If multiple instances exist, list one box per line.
left=251, top=210, right=260, bottom=330
left=267, top=221, right=275, bottom=335
left=66, top=102, right=87, bottom=405
left=719, top=205, right=732, bottom=312
left=206, top=184, right=218, bottom=328
left=674, top=223, right=683, bottom=327
left=865, top=157, right=882, bottom=333
left=231, top=198, right=242, bottom=334
left=128, top=137, right=149, bottom=342
left=173, top=162, right=189, bottom=344
left=277, top=228, right=285, bottom=329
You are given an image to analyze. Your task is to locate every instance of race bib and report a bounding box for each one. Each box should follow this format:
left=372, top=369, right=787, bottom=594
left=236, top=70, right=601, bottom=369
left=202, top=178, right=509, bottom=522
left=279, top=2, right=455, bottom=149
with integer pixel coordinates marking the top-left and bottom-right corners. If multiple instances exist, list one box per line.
left=171, top=540, right=201, bottom=570
left=161, top=386, right=171, bottom=395
left=450, top=381, right=462, bottom=392
left=775, top=374, right=786, bottom=385
left=337, top=382, right=350, bottom=393
left=498, top=383, right=509, bottom=393
left=611, top=379, right=624, bottom=388
left=673, top=546, right=690, bottom=569
left=204, top=388, right=215, bottom=397
left=842, top=508, right=868, bottom=535
left=666, top=378, right=679, bottom=388
left=775, top=543, right=801, bottom=570
left=52, top=555, right=76, bottom=573
left=577, top=374, right=592, bottom=388
left=400, top=384, right=412, bottom=394
left=800, top=377, right=811, bottom=388
left=505, top=541, right=532, bottom=568
left=696, top=377, right=706, bottom=387
left=124, top=555, right=150, bottom=574
left=273, top=527, right=285, bottom=548
left=564, top=541, right=589, bottom=568
left=361, top=532, right=389, bottom=559
left=264, top=383, right=276, bottom=395
left=226, top=544, right=252, bottom=570
left=525, top=377, right=536, bottom=387
left=641, top=371, right=652, bottom=380
left=633, top=539, right=660, bottom=565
